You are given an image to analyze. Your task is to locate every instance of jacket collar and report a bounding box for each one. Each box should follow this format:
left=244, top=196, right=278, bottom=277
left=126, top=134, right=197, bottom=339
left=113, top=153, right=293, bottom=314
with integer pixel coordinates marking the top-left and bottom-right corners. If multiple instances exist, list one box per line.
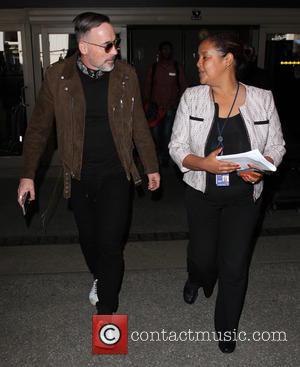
left=206, top=82, right=250, bottom=111
left=60, top=52, right=79, bottom=80
left=61, top=52, right=125, bottom=82
left=60, top=52, right=126, bottom=108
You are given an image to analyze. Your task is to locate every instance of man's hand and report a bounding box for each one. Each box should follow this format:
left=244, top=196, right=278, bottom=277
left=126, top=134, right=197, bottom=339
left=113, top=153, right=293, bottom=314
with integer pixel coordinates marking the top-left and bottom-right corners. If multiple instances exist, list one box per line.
left=17, top=178, right=35, bottom=207
left=147, top=172, right=160, bottom=191
left=202, top=147, right=240, bottom=174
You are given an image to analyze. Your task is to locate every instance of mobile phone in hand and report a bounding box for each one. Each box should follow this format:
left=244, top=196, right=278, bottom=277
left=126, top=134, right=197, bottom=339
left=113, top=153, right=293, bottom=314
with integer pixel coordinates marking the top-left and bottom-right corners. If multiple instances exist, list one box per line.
left=21, top=192, right=31, bottom=216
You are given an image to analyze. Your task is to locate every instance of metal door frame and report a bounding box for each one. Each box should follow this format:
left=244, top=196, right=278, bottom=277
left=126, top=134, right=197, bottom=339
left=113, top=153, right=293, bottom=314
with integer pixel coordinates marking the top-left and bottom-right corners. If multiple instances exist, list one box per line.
left=32, top=25, right=127, bottom=92
left=0, top=22, right=35, bottom=123
left=258, top=24, right=300, bottom=68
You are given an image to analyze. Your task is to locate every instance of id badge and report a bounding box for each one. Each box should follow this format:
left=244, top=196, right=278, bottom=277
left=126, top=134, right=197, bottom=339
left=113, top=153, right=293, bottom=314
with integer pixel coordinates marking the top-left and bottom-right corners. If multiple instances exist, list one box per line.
left=216, top=174, right=230, bottom=187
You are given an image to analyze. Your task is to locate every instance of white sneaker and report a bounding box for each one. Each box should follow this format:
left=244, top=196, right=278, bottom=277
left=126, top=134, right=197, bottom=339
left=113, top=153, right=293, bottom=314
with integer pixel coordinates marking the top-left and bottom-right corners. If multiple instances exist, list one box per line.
left=89, top=279, right=99, bottom=306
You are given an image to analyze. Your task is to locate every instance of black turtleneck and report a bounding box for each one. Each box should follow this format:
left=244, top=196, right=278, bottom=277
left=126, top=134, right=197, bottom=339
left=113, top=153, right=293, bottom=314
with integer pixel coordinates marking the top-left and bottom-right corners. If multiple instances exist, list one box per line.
left=78, top=68, right=123, bottom=177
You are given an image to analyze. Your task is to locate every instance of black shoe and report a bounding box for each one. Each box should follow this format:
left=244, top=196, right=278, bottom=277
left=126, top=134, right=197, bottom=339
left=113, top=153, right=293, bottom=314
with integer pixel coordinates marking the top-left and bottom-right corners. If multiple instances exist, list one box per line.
left=218, top=340, right=236, bottom=353
left=203, top=285, right=214, bottom=298
left=183, top=280, right=199, bottom=304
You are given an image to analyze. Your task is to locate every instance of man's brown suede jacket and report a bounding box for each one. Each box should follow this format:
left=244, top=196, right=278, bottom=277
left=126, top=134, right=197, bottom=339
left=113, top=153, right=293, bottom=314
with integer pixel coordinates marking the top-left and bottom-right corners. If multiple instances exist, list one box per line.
left=21, top=53, right=158, bottom=198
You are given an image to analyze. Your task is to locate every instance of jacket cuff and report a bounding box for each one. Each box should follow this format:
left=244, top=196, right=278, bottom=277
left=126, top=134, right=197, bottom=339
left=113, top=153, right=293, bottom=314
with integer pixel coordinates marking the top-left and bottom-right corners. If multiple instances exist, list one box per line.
left=20, top=167, right=35, bottom=180
left=170, top=150, right=191, bottom=173
left=144, top=163, right=159, bottom=174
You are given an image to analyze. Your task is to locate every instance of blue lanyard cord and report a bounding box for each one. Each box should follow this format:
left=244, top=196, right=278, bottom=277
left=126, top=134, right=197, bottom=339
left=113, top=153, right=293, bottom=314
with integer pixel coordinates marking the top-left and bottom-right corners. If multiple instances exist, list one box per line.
left=212, top=83, right=240, bottom=151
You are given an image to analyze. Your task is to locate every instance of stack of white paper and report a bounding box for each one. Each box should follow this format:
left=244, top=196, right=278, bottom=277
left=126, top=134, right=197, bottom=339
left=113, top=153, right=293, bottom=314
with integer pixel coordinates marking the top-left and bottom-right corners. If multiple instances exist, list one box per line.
left=216, top=149, right=276, bottom=172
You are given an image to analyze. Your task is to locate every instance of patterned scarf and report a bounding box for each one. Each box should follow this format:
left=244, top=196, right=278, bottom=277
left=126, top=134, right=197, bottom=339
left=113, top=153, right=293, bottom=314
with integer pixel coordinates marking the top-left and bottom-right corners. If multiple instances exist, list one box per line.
left=77, top=56, right=104, bottom=79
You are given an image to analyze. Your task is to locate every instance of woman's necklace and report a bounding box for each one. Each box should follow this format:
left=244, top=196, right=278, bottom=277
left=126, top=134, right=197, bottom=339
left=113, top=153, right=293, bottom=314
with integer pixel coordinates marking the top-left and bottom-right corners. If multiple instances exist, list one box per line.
left=212, top=83, right=240, bottom=148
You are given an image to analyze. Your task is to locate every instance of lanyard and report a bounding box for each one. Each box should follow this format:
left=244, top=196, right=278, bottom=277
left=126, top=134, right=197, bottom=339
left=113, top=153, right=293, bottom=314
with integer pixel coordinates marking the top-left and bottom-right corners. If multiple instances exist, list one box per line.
left=212, top=83, right=240, bottom=150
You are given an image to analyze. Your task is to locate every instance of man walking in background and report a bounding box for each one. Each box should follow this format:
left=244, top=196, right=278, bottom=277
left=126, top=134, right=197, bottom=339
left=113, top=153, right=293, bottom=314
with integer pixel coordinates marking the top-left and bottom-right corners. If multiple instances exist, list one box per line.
left=144, top=41, right=187, bottom=166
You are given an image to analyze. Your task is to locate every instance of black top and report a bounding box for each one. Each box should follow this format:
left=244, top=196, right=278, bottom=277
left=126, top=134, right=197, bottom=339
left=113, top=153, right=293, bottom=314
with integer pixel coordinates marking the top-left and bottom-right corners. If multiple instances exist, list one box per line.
left=78, top=69, right=123, bottom=177
left=205, top=109, right=253, bottom=200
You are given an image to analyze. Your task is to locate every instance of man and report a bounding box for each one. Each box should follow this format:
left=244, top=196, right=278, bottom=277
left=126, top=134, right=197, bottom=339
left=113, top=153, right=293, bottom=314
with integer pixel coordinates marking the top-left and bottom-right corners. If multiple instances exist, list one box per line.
left=144, top=41, right=187, bottom=166
left=17, top=12, right=160, bottom=315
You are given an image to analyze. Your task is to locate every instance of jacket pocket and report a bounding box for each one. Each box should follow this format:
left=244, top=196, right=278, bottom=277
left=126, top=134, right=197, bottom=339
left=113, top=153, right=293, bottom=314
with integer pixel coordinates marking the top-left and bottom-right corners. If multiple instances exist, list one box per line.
left=254, top=120, right=269, bottom=125
left=189, top=116, right=204, bottom=122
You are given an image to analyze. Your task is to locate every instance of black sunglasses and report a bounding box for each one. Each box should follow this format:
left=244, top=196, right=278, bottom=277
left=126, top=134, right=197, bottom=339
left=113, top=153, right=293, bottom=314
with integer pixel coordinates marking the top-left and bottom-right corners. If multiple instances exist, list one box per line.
left=82, top=38, right=121, bottom=53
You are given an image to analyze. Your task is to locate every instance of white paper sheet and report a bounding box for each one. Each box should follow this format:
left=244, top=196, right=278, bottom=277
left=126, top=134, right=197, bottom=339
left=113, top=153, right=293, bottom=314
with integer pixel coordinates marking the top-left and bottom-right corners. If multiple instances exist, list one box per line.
left=216, top=149, right=276, bottom=172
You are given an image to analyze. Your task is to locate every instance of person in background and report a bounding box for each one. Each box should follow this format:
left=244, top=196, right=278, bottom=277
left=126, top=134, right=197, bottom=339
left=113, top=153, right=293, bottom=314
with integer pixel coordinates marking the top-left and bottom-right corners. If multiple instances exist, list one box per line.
left=17, top=12, right=160, bottom=315
left=169, top=33, right=285, bottom=353
left=240, top=45, right=271, bottom=89
left=144, top=41, right=187, bottom=166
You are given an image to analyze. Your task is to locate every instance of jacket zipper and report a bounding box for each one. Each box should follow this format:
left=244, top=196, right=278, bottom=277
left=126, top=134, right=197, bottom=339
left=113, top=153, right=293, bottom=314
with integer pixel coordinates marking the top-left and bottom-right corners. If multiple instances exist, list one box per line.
left=130, top=96, right=134, bottom=150
left=119, top=97, right=127, bottom=170
left=120, top=76, right=132, bottom=177
left=70, top=95, right=75, bottom=178
left=112, top=105, right=130, bottom=180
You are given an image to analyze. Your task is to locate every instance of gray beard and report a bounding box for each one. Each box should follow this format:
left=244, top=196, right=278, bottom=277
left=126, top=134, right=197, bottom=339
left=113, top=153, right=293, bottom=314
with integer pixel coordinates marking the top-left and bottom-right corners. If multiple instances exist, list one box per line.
left=100, top=63, right=115, bottom=72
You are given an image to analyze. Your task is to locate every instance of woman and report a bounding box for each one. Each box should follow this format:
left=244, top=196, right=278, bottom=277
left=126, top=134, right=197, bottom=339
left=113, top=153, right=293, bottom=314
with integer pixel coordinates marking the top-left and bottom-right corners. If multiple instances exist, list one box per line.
left=169, top=34, right=285, bottom=353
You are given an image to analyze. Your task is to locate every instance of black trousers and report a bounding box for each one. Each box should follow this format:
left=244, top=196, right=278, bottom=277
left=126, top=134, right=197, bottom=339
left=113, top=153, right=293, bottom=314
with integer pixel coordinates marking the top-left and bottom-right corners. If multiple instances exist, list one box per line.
left=185, top=185, right=261, bottom=336
left=70, top=171, right=132, bottom=313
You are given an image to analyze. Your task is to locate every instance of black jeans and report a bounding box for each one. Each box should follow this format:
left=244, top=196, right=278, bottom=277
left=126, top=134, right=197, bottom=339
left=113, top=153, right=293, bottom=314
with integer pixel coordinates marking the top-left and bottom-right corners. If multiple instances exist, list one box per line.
left=70, top=171, right=132, bottom=313
left=185, top=185, right=261, bottom=336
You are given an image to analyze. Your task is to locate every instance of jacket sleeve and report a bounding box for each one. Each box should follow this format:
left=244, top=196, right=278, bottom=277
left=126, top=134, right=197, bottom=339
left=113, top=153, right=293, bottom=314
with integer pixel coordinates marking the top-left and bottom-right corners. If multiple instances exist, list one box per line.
left=169, top=89, right=192, bottom=173
left=21, top=69, right=55, bottom=179
left=263, top=91, right=286, bottom=167
left=132, top=70, right=159, bottom=174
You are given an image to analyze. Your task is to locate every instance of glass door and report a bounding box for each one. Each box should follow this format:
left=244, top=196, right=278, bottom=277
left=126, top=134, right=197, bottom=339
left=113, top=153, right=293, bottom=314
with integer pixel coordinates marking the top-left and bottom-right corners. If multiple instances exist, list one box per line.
left=263, top=31, right=300, bottom=206
left=265, top=33, right=300, bottom=158
left=34, top=26, right=127, bottom=91
left=0, top=28, right=31, bottom=156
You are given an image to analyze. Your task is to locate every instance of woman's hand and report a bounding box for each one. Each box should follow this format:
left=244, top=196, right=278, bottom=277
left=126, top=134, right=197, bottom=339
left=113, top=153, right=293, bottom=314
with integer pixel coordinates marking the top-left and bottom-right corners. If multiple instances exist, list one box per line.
left=202, top=147, right=240, bottom=174
left=239, top=169, right=263, bottom=184
left=239, top=163, right=265, bottom=184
